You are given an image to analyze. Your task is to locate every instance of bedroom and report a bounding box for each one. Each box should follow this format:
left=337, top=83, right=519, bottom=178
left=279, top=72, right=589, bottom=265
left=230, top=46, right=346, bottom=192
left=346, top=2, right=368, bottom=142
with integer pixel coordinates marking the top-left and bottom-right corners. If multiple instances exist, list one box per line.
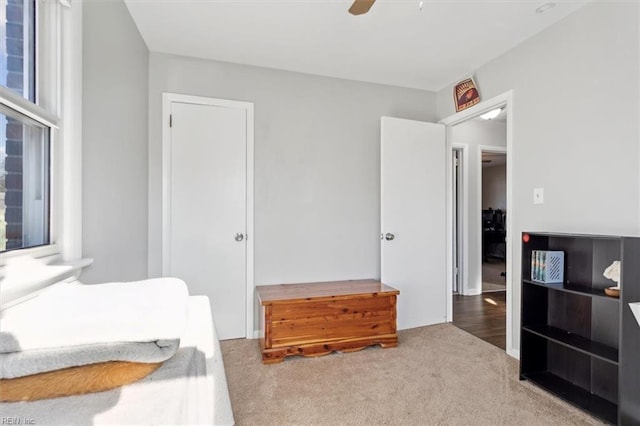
left=1, top=0, right=639, bottom=424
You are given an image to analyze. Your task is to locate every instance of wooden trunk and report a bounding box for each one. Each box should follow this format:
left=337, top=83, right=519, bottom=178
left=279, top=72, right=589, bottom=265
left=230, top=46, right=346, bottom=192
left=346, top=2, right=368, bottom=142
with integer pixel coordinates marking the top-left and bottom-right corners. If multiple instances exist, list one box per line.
left=256, top=279, right=399, bottom=364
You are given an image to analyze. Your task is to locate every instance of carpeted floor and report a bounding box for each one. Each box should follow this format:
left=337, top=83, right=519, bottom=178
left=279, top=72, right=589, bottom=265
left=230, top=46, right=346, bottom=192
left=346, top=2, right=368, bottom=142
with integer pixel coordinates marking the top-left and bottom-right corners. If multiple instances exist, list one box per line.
left=220, top=324, right=601, bottom=426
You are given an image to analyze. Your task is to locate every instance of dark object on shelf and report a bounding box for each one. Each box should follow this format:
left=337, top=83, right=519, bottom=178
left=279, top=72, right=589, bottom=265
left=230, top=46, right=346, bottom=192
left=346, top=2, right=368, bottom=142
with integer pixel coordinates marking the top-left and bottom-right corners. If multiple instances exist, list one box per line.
left=520, top=232, right=640, bottom=425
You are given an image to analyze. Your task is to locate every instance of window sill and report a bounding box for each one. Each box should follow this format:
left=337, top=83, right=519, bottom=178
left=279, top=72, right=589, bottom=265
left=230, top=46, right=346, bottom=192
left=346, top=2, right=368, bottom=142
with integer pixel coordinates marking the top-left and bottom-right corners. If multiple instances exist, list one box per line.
left=0, top=256, right=93, bottom=310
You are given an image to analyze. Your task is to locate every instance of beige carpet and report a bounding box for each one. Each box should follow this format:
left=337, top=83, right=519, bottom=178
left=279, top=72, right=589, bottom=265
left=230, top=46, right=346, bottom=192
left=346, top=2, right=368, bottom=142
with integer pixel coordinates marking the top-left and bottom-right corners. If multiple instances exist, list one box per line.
left=220, top=324, right=601, bottom=426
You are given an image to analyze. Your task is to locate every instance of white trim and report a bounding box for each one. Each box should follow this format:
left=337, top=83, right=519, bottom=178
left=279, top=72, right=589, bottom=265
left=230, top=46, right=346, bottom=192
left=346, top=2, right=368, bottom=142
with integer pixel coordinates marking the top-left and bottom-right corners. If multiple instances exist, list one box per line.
left=451, top=143, right=469, bottom=300
left=245, top=101, right=255, bottom=339
left=0, top=86, right=58, bottom=128
left=439, top=90, right=517, bottom=359
left=440, top=92, right=512, bottom=127
left=0, top=243, right=60, bottom=265
left=161, top=94, right=171, bottom=275
left=446, top=143, right=470, bottom=319
left=57, top=0, right=83, bottom=261
left=505, top=96, right=515, bottom=359
left=460, top=145, right=470, bottom=297
left=37, top=0, right=60, bottom=116
left=161, top=92, right=255, bottom=339
left=0, top=257, right=93, bottom=310
left=444, top=132, right=453, bottom=320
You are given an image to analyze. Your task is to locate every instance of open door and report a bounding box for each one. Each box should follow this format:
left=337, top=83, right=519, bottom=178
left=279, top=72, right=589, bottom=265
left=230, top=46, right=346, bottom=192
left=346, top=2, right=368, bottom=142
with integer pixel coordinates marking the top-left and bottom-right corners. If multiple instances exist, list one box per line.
left=381, top=117, right=447, bottom=330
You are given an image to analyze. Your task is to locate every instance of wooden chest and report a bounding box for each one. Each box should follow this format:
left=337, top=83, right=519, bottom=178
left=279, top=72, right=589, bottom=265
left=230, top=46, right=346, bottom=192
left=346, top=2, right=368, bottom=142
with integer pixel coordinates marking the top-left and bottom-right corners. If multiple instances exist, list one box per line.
left=256, top=279, right=399, bottom=364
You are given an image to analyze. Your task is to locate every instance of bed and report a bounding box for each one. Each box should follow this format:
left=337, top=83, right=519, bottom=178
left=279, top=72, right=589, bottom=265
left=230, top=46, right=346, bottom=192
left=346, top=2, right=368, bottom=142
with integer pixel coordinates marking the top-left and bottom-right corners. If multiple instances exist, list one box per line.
left=0, top=283, right=235, bottom=426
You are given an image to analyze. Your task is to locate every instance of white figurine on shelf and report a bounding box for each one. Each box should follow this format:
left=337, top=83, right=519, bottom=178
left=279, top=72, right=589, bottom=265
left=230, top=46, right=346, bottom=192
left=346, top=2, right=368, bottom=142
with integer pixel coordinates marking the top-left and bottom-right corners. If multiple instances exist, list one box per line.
left=630, top=303, right=640, bottom=327
left=603, top=260, right=621, bottom=285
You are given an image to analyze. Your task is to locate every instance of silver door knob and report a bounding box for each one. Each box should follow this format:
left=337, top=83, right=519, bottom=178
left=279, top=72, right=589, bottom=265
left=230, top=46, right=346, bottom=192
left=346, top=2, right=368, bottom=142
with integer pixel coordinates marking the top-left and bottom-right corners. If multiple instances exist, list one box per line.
left=235, top=233, right=244, bottom=242
left=385, top=233, right=395, bottom=241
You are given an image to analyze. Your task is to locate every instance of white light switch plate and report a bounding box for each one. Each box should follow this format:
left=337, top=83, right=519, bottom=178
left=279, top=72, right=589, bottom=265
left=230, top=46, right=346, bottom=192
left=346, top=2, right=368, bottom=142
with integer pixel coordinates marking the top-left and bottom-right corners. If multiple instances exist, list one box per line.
left=533, top=187, right=544, bottom=204
left=630, top=302, right=640, bottom=327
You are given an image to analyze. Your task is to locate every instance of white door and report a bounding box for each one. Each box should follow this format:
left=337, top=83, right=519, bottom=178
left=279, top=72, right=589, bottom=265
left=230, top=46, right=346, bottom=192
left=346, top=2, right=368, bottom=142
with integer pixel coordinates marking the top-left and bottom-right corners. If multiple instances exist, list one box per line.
left=381, top=117, right=447, bottom=330
left=167, top=100, right=247, bottom=340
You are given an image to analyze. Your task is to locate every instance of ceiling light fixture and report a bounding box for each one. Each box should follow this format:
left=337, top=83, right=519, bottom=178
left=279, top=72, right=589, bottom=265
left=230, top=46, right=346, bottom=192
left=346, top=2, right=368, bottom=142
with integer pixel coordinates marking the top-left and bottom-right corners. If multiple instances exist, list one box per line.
left=480, top=108, right=502, bottom=120
left=418, top=0, right=424, bottom=11
left=535, top=2, right=556, bottom=14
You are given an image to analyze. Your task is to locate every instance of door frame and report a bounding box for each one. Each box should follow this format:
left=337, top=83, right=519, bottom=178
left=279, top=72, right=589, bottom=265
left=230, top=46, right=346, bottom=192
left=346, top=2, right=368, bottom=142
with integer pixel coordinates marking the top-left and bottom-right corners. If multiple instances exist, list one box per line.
left=161, top=92, right=255, bottom=339
left=439, top=90, right=516, bottom=358
left=451, top=144, right=469, bottom=295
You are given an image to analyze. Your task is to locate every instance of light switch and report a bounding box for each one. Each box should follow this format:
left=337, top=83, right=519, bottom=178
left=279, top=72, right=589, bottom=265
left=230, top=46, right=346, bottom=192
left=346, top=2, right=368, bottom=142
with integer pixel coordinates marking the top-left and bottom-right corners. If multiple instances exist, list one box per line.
left=533, top=187, right=544, bottom=204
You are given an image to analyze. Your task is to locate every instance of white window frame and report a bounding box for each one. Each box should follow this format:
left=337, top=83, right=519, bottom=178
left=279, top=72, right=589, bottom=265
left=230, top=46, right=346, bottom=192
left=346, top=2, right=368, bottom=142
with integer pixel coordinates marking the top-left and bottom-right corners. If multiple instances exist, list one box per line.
left=0, top=88, right=58, bottom=259
left=0, top=0, right=85, bottom=305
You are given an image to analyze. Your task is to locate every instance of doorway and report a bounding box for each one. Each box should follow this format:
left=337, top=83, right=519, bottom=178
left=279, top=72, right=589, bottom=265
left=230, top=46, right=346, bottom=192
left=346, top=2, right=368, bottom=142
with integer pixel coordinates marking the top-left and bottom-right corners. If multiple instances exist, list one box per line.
left=162, top=93, right=254, bottom=340
left=481, top=149, right=507, bottom=295
left=452, top=131, right=508, bottom=351
left=441, top=92, right=514, bottom=355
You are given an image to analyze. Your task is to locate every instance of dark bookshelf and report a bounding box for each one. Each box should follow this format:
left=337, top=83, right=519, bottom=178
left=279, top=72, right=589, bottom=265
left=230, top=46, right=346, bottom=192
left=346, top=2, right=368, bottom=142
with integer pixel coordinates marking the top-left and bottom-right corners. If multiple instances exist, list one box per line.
left=520, top=233, right=640, bottom=425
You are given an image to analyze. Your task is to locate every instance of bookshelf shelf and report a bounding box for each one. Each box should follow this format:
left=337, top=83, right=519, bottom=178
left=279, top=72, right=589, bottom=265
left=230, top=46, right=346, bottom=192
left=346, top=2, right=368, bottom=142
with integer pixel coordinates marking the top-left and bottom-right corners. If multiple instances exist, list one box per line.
left=520, top=371, right=617, bottom=425
left=522, top=279, right=620, bottom=301
left=522, top=324, right=618, bottom=364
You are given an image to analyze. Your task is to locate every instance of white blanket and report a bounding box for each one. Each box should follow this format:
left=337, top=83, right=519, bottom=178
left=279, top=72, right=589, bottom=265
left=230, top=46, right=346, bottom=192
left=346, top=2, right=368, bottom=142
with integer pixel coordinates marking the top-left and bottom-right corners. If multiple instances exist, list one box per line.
left=0, top=296, right=235, bottom=426
left=0, top=278, right=189, bottom=378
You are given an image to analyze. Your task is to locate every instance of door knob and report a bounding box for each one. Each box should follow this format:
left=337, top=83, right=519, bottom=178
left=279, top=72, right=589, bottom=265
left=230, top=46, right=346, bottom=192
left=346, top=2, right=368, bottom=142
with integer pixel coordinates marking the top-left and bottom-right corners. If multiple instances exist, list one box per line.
left=385, top=233, right=395, bottom=241
left=235, top=233, right=244, bottom=242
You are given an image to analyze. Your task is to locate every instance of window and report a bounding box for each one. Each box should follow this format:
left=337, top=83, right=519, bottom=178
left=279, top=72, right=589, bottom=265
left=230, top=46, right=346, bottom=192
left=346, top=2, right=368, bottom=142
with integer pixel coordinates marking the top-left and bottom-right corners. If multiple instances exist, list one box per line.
left=0, top=0, right=82, bottom=304
left=0, top=105, right=50, bottom=251
left=0, top=0, right=36, bottom=102
left=0, top=0, right=54, bottom=253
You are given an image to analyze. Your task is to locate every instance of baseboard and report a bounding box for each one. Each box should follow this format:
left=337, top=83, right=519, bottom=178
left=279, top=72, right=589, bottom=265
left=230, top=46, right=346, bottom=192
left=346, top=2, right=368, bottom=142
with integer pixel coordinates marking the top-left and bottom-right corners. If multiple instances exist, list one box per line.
left=507, top=347, right=520, bottom=360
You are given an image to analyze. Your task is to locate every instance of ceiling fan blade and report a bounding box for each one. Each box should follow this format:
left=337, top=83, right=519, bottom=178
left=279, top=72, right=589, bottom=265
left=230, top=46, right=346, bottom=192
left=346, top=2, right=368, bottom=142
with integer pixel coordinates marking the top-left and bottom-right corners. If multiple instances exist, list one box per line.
left=349, top=0, right=376, bottom=15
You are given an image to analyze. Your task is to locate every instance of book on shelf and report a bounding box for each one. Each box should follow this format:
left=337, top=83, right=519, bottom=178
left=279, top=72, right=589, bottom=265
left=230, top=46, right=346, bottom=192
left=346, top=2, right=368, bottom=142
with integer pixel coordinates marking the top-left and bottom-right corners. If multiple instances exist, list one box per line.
left=531, top=250, right=564, bottom=284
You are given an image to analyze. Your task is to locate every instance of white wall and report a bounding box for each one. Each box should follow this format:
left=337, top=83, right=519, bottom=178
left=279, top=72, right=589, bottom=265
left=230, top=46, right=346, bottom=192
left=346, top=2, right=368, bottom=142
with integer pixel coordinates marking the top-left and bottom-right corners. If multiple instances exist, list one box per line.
left=483, top=164, right=506, bottom=210
left=452, top=119, right=506, bottom=295
left=81, top=0, right=149, bottom=283
left=438, top=1, right=640, bottom=354
left=148, top=53, right=437, bottom=290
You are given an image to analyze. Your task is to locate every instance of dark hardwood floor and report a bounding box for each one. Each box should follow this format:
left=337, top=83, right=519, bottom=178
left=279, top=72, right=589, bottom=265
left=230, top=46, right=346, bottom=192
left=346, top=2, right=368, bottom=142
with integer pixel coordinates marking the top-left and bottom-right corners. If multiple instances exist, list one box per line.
left=452, top=291, right=506, bottom=350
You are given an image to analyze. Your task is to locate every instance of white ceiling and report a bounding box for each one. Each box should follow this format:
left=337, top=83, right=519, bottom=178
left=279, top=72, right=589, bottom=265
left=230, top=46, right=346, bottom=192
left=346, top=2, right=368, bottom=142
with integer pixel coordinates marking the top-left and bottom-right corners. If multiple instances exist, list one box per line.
left=124, top=0, right=589, bottom=91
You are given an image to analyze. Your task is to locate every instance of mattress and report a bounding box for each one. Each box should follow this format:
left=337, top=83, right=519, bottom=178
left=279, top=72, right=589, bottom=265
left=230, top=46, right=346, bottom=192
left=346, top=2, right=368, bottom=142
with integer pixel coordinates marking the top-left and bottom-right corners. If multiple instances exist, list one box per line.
left=0, top=295, right=235, bottom=426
